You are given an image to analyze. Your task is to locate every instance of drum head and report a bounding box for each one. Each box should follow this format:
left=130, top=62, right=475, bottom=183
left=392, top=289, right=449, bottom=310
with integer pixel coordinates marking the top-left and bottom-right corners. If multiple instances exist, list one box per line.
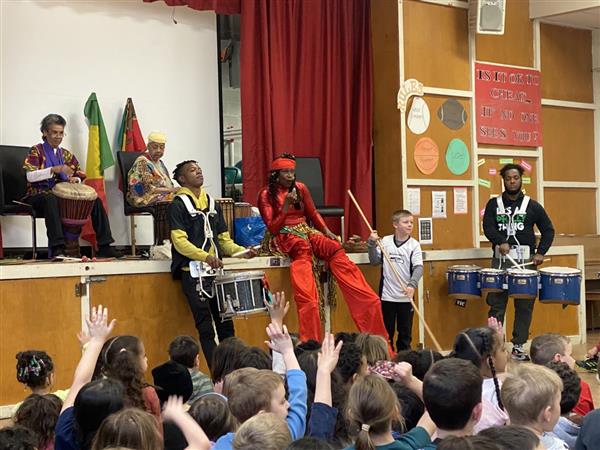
left=506, top=268, right=537, bottom=276
left=539, top=266, right=581, bottom=275
left=215, top=270, right=265, bottom=284
left=480, top=268, right=504, bottom=274
left=448, top=265, right=481, bottom=272
left=52, top=182, right=98, bottom=201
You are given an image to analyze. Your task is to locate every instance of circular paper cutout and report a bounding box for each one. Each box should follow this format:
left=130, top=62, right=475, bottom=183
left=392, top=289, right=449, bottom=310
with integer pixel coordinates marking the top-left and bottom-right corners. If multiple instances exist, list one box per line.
left=445, top=138, right=470, bottom=175
left=407, top=97, right=430, bottom=135
left=414, top=137, right=439, bottom=175
left=437, top=98, right=467, bottom=130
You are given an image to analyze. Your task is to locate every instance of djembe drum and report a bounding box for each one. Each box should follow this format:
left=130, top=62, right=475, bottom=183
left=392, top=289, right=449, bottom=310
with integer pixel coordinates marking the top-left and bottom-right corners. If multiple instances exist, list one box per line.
left=52, top=183, right=98, bottom=257
left=153, top=201, right=171, bottom=244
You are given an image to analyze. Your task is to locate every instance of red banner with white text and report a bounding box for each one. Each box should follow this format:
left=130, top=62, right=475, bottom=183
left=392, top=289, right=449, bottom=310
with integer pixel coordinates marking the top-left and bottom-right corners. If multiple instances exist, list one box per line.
left=475, top=62, right=542, bottom=147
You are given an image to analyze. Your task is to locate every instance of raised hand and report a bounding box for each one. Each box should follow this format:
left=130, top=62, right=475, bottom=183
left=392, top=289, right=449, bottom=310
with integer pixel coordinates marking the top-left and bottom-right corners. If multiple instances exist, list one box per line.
left=86, top=305, right=116, bottom=342
left=487, top=316, right=504, bottom=342
left=265, top=291, right=290, bottom=327
left=265, top=322, right=294, bottom=355
left=162, top=396, right=186, bottom=422
left=318, top=333, right=343, bottom=374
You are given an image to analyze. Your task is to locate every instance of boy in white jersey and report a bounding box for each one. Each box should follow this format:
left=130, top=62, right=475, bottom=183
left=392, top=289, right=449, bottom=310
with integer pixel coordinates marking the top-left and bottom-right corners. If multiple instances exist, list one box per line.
left=368, top=210, right=423, bottom=352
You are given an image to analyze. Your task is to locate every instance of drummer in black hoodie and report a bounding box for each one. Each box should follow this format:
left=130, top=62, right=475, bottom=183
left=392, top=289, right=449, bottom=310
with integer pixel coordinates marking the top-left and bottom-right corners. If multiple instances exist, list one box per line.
left=483, top=163, right=555, bottom=361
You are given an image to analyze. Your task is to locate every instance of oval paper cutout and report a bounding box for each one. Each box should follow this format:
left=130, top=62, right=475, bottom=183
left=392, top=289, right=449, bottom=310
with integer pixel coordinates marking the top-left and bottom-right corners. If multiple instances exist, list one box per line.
left=437, top=98, right=467, bottom=130
left=445, top=138, right=470, bottom=175
left=407, top=97, right=430, bottom=135
left=414, top=137, right=439, bottom=175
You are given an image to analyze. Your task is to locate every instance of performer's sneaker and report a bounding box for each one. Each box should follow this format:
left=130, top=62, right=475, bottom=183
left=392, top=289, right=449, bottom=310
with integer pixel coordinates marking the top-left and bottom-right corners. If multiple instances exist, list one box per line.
left=97, top=245, right=124, bottom=259
left=576, top=357, right=598, bottom=372
left=511, top=344, right=530, bottom=361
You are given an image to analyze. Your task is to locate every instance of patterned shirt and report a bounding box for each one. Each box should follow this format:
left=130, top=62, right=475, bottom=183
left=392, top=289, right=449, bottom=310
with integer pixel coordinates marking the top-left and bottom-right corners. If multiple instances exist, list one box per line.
left=23, top=143, right=82, bottom=196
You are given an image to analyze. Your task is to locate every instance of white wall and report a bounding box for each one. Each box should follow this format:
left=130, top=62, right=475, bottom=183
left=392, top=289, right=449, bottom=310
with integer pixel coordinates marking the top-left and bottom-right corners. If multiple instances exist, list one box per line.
left=0, top=0, right=221, bottom=248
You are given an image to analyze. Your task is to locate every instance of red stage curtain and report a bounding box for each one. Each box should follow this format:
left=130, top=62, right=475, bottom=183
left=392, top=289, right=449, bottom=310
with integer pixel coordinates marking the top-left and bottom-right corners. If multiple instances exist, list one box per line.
left=142, top=0, right=240, bottom=14
left=240, top=0, right=374, bottom=238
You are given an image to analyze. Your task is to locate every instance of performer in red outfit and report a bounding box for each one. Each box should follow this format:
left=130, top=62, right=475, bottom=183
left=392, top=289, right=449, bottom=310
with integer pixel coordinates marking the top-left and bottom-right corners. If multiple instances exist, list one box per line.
left=257, top=154, right=389, bottom=343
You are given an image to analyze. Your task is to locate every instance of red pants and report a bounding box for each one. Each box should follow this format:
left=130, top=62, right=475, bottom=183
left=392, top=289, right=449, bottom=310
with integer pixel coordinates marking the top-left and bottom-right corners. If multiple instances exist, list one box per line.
left=275, top=232, right=389, bottom=343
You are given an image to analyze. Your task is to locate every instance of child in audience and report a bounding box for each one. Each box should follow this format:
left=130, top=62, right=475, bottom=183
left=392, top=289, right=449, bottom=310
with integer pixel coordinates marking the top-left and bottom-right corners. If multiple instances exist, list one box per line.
left=501, top=363, right=568, bottom=450
left=546, top=361, right=582, bottom=449
left=390, top=383, right=424, bottom=434
left=575, top=409, right=600, bottom=449
left=189, top=393, right=237, bottom=442
left=100, top=335, right=161, bottom=422
left=420, top=358, right=484, bottom=447
left=478, top=425, right=542, bottom=450
left=15, top=350, right=68, bottom=404
left=530, top=333, right=594, bottom=416
left=55, top=305, right=124, bottom=450
left=450, top=325, right=508, bottom=432
left=210, top=336, right=247, bottom=384
left=337, top=342, right=368, bottom=386
left=167, top=335, right=213, bottom=403
left=214, top=322, right=307, bottom=450
left=393, top=349, right=443, bottom=381
left=355, top=332, right=390, bottom=366
left=345, top=374, right=433, bottom=449
left=238, top=346, right=273, bottom=370
left=435, top=435, right=501, bottom=450
left=91, top=408, right=162, bottom=450
left=13, top=393, right=62, bottom=450
left=286, top=437, right=335, bottom=450
left=162, top=396, right=212, bottom=450
left=0, top=426, right=38, bottom=450
left=233, top=413, right=292, bottom=450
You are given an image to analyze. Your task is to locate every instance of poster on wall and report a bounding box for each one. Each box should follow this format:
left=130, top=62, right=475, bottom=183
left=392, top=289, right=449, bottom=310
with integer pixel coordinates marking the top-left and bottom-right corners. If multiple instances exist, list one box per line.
left=475, top=62, right=542, bottom=147
left=432, top=191, right=447, bottom=218
left=406, top=187, right=421, bottom=215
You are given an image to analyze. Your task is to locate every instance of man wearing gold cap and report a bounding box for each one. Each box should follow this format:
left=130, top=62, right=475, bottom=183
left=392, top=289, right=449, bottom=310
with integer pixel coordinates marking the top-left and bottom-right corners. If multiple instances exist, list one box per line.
left=127, top=132, right=178, bottom=243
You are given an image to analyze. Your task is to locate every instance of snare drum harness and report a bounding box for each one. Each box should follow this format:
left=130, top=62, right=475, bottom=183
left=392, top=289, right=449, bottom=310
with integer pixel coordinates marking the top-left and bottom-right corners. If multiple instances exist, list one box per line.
left=178, top=193, right=220, bottom=298
left=496, top=195, right=530, bottom=267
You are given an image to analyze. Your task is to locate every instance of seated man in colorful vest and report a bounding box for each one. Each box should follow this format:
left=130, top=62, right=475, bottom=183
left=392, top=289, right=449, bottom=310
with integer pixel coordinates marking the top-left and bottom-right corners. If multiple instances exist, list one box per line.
left=23, top=113, right=121, bottom=259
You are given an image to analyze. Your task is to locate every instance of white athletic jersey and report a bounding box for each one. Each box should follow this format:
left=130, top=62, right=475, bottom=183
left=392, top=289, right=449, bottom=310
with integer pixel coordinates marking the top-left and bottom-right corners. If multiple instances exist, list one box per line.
left=377, top=235, right=423, bottom=303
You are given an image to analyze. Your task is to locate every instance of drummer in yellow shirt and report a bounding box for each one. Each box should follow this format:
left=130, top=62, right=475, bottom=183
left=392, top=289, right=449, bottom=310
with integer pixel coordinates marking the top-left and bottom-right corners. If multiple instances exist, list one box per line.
left=168, top=160, right=257, bottom=367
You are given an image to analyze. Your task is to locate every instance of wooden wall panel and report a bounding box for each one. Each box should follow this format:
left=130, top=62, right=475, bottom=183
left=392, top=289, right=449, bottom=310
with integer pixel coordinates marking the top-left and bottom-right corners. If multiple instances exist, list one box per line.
left=1, top=278, right=82, bottom=404
left=544, top=188, right=597, bottom=235
left=423, top=258, right=491, bottom=349
left=372, top=0, right=402, bottom=230
left=404, top=0, right=470, bottom=91
left=542, top=106, right=595, bottom=182
left=477, top=155, right=538, bottom=234
left=540, top=24, right=594, bottom=103
left=406, top=96, right=472, bottom=180
left=476, top=0, right=533, bottom=67
left=408, top=186, right=474, bottom=250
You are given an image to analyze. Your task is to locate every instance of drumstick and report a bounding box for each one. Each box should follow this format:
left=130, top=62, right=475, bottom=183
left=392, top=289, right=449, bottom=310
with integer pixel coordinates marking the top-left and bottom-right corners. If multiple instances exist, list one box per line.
left=520, top=258, right=551, bottom=267
left=347, top=190, right=443, bottom=352
left=505, top=253, right=527, bottom=269
left=231, top=245, right=261, bottom=258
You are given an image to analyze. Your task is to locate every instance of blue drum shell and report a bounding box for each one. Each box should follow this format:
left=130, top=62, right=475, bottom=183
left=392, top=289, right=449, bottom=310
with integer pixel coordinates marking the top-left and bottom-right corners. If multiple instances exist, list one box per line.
left=506, top=272, right=538, bottom=299
left=480, top=270, right=505, bottom=292
left=539, top=273, right=581, bottom=305
left=447, top=268, right=481, bottom=299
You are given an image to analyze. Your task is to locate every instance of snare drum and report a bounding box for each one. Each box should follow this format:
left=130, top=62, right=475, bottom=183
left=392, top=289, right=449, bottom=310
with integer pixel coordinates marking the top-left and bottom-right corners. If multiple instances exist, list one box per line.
left=506, top=268, right=538, bottom=299
left=215, top=271, right=269, bottom=320
left=539, top=267, right=581, bottom=305
left=480, top=268, right=506, bottom=293
left=447, top=265, right=481, bottom=299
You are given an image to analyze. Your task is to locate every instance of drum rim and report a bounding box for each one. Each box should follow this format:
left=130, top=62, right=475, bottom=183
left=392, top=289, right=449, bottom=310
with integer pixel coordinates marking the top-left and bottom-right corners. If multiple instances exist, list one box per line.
left=506, top=269, right=538, bottom=276
left=539, top=267, right=581, bottom=276
left=215, top=270, right=266, bottom=283
left=448, top=265, right=481, bottom=272
left=480, top=268, right=505, bottom=274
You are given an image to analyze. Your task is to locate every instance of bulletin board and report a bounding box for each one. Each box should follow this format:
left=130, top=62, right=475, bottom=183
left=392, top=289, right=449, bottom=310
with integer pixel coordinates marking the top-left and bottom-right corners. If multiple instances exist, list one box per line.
left=406, top=95, right=472, bottom=180
left=544, top=188, right=597, bottom=235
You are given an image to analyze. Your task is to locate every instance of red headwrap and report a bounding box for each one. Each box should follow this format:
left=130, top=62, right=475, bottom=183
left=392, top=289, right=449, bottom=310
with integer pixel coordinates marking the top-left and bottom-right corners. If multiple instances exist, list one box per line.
left=270, top=158, right=296, bottom=171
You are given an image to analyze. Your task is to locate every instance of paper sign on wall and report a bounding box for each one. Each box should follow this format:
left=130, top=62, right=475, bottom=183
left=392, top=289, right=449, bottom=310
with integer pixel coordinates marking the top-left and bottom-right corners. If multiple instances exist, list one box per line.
left=489, top=168, right=497, bottom=175
left=499, top=158, right=513, bottom=164
left=523, top=177, right=531, bottom=184
left=432, top=191, right=447, bottom=218
left=453, top=187, right=468, bottom=214
left=520, top=160, right=532, bottom=171
left=418, top=217, right=433, bottom=244
left=406, top=187, right=421, bottom=215
left=479, top=179, right=491, bottom=188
